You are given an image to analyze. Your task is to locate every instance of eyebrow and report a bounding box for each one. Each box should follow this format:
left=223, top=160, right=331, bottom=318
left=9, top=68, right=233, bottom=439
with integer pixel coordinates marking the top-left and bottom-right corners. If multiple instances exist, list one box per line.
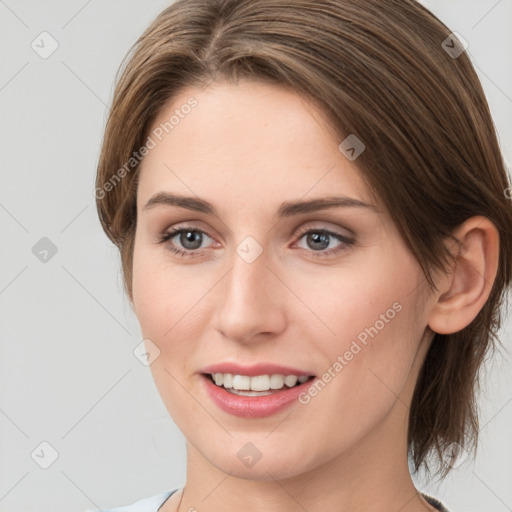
left=143, top=192, right=376, bottom=217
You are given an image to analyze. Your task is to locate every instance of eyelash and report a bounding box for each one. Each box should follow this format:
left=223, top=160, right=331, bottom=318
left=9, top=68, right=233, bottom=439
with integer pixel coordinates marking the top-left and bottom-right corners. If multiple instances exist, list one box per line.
left=156, top=224, right=355, bottom=259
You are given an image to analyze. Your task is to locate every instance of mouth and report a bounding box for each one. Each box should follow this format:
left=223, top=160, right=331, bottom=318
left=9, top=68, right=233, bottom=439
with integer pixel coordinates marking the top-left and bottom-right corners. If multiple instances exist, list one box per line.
left=201, top=372, right=316, bottom=397
left=198, top=363, right=319, bottom=418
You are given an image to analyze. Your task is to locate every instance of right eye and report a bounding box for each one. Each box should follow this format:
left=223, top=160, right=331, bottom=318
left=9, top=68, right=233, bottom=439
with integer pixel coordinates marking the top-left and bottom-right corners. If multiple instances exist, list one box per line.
left=157, top=224, right=216, bottom=258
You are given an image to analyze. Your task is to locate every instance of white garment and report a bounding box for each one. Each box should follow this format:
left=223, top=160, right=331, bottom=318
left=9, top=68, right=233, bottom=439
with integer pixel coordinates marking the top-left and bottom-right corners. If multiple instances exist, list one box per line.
left=89, top=489, right=177, bottom=512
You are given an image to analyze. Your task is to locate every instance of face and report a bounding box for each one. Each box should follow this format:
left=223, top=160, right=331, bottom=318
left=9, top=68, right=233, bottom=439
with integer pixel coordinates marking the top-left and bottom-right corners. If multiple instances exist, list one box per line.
left=131, top=79, right=434, bottom=480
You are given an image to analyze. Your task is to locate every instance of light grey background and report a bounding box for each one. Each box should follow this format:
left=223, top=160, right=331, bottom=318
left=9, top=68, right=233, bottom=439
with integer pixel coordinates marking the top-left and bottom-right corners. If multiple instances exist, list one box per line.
left=0, top=1, right=511, bottom=511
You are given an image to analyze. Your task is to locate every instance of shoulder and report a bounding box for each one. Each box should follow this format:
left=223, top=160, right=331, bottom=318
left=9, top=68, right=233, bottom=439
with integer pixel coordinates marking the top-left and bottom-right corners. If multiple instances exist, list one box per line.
left=421, top=492, right=452, bottom=512
left=86, top=489, right=178, bottom=512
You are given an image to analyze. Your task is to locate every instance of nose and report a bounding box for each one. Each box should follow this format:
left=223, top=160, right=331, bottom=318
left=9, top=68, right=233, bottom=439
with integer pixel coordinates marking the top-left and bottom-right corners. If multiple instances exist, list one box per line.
left=212, top=242, right=287, bottom=345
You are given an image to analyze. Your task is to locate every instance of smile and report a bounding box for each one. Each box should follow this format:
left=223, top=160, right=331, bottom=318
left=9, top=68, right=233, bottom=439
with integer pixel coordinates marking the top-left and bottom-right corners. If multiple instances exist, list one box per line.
left=208, top=373, right=313, bottom=395
left=201, top=373, right=318, bottom=418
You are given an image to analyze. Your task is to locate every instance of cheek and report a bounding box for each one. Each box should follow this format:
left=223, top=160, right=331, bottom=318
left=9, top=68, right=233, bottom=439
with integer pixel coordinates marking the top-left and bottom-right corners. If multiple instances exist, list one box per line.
left=295, top=246, right=426, bottom=402
left=131, top=243, right=208, bottom=420
left=132, top=238, right=196, bottom=328
left=294, top=243, right=420, bottom=347
left=132, top=242, right=189, bottom=350
left=131, top=239, right=222, bottom=380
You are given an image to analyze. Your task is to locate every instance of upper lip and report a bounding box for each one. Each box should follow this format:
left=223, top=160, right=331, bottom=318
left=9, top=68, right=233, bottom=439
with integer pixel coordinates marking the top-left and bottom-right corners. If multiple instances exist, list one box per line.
left=200, top=362, right=315, bottom=377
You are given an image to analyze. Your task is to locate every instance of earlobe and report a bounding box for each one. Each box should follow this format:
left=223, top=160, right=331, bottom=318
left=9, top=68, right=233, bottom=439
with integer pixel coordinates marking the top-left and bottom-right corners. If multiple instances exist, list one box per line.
left=428, top=216, right=499, bottom=335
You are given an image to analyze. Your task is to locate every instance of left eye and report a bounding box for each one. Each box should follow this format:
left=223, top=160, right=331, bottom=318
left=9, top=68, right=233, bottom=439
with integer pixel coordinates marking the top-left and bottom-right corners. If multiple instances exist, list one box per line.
left=294, top=228, right=354, bottom=256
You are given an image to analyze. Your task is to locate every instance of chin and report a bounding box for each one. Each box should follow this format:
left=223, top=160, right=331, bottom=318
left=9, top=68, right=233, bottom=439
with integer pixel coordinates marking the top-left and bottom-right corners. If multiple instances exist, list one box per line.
left=201, top=441, right=319, bottom=482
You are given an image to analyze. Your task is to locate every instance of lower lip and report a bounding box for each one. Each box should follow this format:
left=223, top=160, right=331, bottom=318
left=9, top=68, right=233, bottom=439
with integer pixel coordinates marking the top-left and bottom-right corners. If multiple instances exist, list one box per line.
left=201, top=374, right=316, bottom=418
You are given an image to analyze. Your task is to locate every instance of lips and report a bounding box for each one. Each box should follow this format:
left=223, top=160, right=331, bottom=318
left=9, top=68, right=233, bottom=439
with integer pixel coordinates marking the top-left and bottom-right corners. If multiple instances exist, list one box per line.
left=200, top=362, right=315, bottom=377
left=199, top=363, right=318, bottom=418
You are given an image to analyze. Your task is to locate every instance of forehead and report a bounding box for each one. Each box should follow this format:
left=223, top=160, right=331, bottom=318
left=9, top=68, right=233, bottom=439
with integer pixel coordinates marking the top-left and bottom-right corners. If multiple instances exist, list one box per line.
left=137, top=79, right=372, bottom=211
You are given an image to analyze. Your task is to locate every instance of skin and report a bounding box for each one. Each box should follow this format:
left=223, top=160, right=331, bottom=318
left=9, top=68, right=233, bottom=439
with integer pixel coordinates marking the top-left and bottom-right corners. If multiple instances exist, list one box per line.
left=129, top=79, right=499, bottom=512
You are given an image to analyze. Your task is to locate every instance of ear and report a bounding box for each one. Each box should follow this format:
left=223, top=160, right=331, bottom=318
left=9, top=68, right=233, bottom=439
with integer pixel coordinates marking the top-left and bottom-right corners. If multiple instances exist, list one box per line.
left=428, top=216, right=500, bottom=335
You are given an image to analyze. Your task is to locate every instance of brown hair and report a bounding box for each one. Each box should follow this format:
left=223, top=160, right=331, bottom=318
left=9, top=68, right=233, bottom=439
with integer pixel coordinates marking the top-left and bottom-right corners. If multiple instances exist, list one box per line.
left=95, top=0, right=512, bottom=476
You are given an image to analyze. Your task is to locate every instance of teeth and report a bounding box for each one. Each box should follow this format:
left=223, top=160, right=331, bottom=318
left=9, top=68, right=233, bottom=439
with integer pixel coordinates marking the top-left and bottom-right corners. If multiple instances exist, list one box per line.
left=223, top=373, right=233, bottom=388
left=284, top=375, right=298, bottom=387
left=269, top=374, right=285, bottom=389
left=210, top=373, right=311, bottom=391
left=250, top=375, right=270, bottom=391
left=233, top=375, right=251, bottom=390
left=228, top=388, right=273, bottom=396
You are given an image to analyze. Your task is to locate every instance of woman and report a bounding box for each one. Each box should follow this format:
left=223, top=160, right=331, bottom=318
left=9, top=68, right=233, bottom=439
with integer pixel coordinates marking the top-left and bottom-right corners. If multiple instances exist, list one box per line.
left=93, top=0, right=512, bottom=510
